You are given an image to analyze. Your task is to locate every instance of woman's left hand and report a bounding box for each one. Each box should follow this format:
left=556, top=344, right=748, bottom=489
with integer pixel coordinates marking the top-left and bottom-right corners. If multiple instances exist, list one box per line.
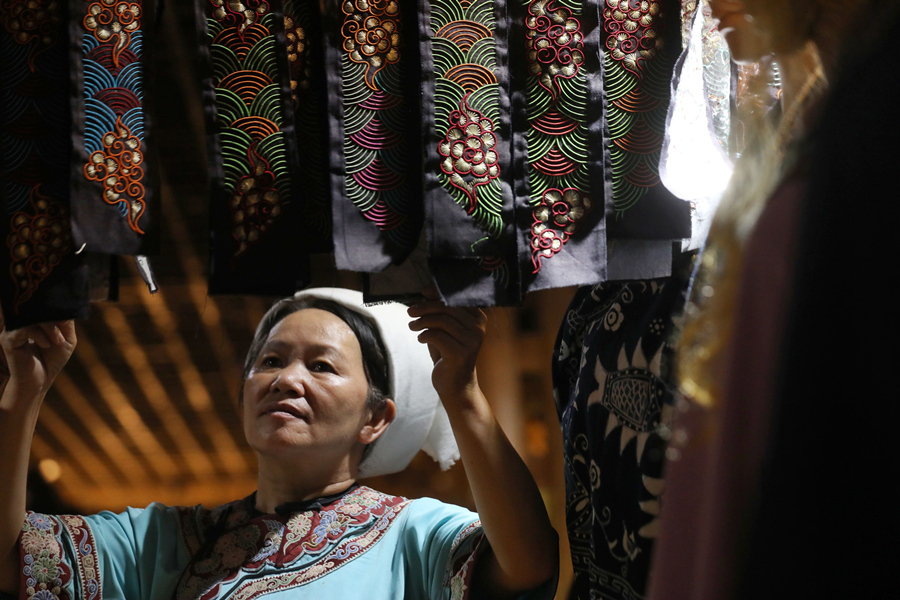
left=407, top=289, right=487, bottom=403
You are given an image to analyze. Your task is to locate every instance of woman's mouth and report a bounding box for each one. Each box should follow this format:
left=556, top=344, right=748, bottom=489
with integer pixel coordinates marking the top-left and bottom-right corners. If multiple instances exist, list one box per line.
left=263, top=401, right=307, bottom=420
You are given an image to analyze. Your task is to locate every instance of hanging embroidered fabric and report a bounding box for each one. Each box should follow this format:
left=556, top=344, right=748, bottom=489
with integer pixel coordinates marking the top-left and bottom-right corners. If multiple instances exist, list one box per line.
left=322, top=0, right=424, bottom=272
left=0, top=0, right=91, bottom=329
left=67, top=0, right=160, bottom=255
left=199, top=0, right=310, bottom=295
left=419, top=0, right=519, bottom=306
left=509, top=0, right=608, bottom=293
left=601, top=0, right=690, bottom=241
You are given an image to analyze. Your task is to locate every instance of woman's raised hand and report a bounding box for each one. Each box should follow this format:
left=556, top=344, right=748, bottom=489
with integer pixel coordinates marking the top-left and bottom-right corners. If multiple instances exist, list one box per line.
left=0, top=310, right=76, bottom=403
left=407, top=287, right=487, bottom=403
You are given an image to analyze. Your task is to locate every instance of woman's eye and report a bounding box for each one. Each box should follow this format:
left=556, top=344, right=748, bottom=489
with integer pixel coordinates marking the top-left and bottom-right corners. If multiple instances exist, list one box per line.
left=261, top=356, right=282, bottom=368
left=311, top=361, right=335, bottom=373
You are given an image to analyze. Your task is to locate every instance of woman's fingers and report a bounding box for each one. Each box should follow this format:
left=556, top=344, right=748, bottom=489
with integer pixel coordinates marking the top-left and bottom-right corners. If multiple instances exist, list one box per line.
left=57, top=321, right=76, bottom=346
left=409, top=314, right=478, bottom=347
left=408, top=301, right=486, bottom=333
left=5, top=326, right=52, bottom=349
left=416, top=328, right=465, bottom=357
left=39, top=323, right=64, bottom=346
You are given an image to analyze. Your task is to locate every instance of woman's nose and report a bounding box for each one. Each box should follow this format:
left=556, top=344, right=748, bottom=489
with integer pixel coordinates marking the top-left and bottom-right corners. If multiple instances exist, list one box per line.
left=270, top=363, right=308, bottom=397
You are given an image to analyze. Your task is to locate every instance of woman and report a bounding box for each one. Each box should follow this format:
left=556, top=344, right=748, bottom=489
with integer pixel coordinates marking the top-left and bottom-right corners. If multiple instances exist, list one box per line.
left=0, top=288, right=558, bottom=599
left=649, top=1, right=899, bottom=599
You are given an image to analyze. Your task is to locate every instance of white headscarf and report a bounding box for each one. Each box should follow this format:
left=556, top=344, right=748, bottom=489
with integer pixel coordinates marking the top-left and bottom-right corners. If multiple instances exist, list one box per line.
left=293, top=288, right=459, bottom=478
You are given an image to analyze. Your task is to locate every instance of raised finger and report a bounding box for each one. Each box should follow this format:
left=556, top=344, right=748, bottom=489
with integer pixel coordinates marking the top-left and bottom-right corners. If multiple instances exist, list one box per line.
left=57, top=320, right=77, bottom=346
left=409, top=314, right=480, bottom=347
left=408, top=301, right=482, bottom=332
left=416, top=328, right=465, bottom=358
left=7, top=326, right=52, bottom=349
left=39, top=323, right=65, bottom=346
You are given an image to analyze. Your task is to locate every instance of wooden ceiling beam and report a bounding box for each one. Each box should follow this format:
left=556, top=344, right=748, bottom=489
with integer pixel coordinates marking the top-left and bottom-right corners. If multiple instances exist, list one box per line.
left=99, top=303, right=218, bottom=479
left=52, top=372, right=151, bottom=484
left=70, top=333, right=182, bottom=479
left=34, top=402, right=117, bottom=485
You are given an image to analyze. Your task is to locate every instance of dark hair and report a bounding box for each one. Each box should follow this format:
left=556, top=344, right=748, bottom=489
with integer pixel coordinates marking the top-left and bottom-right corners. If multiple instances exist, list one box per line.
left=240, top=297, right=392, bottom=414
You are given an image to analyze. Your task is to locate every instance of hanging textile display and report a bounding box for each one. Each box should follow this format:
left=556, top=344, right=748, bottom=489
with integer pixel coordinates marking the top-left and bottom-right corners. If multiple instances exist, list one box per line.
left=322, top=0, right=423, bottom=272
left=0, top=0, right=90, bottom=329
left=284, top=0, right=332, bottom=253
left=68, top=0, right=160, bottom=255
left=509, top=0, right=607, bottom=293
left=199, top=0, right=310, bottom=295
left=601, top=0, right=690, bottom=240
left=420, top=0, right=519, bottom=306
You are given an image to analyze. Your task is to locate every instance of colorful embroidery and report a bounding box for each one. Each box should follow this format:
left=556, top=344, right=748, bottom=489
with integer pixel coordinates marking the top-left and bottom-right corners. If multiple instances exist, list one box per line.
left=206, top=2, right=292, bottom=258
left=340, top=0, right=415, bottom=250
left=442, top=519, right=484, bottom=600
left=523, top=0, right=592, bottom=271
left=60, top=516, right=101, bottom=600
left=81, top=0, right=146, bottom=234
left=7, top=187, right=74, bottom=311
left=432, top=0, right=504, bottom=242
left=1, top=0, right=72, bottom=313
left=602, top=0, right=671, bottom=215
left=83, top=118, right=145, bottom=233
left=20, top=512, right=72, bottom=600
left=0, top=0, right=60, bottom=69
left=175, top=487, right=409, bottom=600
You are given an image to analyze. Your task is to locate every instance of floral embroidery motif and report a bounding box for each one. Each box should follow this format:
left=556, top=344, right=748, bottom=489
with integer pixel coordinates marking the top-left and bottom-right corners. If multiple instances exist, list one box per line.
left=432, top=0, right=505, bottom=245
left=602, top=0, right=673, bottom=215
left=60, top=516, right=101, bottom=600
left=81, top=0, right=147, bottom=234
left=438, top=95, right=501, bottom=232
left=0, top=0, right=61, bottom=69
left=6, top=187, right=74, bottom=312
left=530, top=187, right=591, bottom=271
left=175, top=487, right=409, bottom=600
left=340, top=0, right=401, bottom=91
left=206, top=2, right=291, bottom=259
left=82, top=0, right=140, bottom=67
left=20, top=513, right=71, bottom=600
left=523, top=0, right=591, bottom=273
left=443, top=519, right=484, bottom=600
left=229, top=143, right=283, bottom=257
left=83, top=118, right=146, bottom=234
left=525, top=0, right=584, bottom=97
left=283, top=13, right=310, bottom=101
left=210, top=0, right=269, bottom=39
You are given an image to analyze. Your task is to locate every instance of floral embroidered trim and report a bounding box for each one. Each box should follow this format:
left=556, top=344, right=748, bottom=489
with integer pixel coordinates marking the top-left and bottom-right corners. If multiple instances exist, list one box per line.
left=432, top=0, right=504, bottom=243
left=83, top=117, right=146, bottom=234
left=602, top=0, right=671, bottom=215
left=206, top=2, right=291, bottom=259
left=341, top=0, right=401, bottom=91
left=6, top=187, right=74, bottom=312
left=81, top=0, right=147, bottom=234
left=60, top=516, right=101, bottom=600
left=442, top=520, right=484, bottom=600
left=0, top=0, right=61, bottom=70
left=523, top=0, right=591, bottom=272
left=20, top=512, right=72, bottom=600
left=174, top=487, right=409, bottom=600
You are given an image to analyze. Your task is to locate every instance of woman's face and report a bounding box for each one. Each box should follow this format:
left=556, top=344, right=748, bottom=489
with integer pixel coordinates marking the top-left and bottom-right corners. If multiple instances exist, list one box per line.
left=242, top=309, right=378, bottom=463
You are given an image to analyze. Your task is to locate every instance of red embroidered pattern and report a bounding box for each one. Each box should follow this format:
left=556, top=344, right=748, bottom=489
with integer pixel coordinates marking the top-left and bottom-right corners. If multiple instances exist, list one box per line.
left=0, top=0, right=61, bottom=70
left=438, top=94, right=501, bottom=215
left=603, top=0, right=661, bottom=73
left=530, top=187, right=592, bottom=271
left=174, top=487, right=409, bottom=600
left=60, top=516, right=101, bottom=600
left=7, top=187, right=74, bottom=312
left=83, top=117, right=146, bottom=234
left=83, top=0, right=140, bottom=67
left=525, top=0, right=584, bottom=98
left=229, top=143, right=283, bottom=257
left=210, top=0, right=269, bottom=39
left=19, top=512, right=73, bottom=600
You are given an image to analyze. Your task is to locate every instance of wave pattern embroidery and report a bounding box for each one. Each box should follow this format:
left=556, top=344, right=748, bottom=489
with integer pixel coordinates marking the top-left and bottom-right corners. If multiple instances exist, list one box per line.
left=207, top=0, right=292, bottom=258
left=81, top=0, right=147, bottom=233
left=341, top=0, right=415, bottom=250
left=603, top=0, right=670, bottom=215
left=523, top=0, right=592, bottom=272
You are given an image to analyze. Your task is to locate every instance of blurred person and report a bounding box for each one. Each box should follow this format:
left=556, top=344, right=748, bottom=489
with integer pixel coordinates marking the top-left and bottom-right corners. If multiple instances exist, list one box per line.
left=0, top=289, right=558, bottom=600
left=649, top=1, right=900, bottom=599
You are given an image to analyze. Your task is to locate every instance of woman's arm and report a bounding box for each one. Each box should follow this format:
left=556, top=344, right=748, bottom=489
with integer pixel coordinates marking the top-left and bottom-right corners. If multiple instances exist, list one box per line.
left=0, top=314, right=77, bottom=593
left=408, top=293, right=558, bottom=597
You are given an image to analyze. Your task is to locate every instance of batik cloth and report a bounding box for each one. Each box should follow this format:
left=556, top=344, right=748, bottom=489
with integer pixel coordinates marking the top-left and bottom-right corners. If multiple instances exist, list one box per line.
left=15, top=486, right=554, bottom=600
left=198, top=0, right=310, bottom=295
left=0, top=0, right=91, bottom=329
left=552, top=259, right=690, bottom=600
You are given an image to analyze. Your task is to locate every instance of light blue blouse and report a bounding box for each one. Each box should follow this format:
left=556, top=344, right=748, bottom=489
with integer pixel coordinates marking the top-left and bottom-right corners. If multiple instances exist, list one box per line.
left=17, top=486, right=555, bottom=600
